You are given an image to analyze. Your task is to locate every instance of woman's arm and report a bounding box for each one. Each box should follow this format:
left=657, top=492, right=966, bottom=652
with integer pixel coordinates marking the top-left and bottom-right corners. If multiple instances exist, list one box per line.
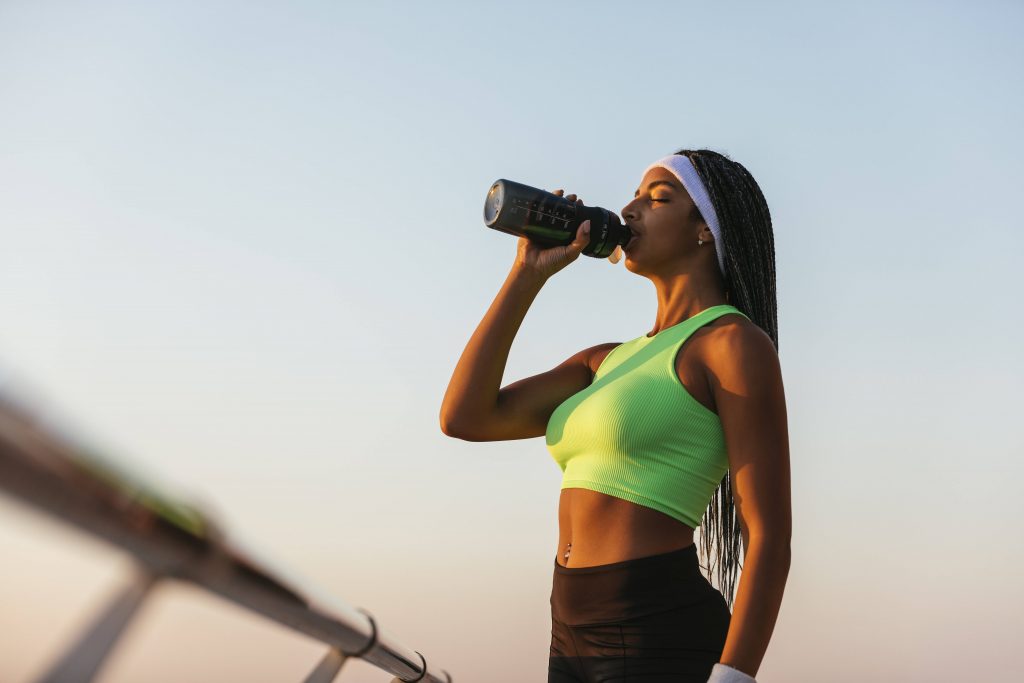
left=706, top=321, right=792, bottom=679
left=439, top=266, right=546, bottom=437
left=441, top=197, right=592, bottom=440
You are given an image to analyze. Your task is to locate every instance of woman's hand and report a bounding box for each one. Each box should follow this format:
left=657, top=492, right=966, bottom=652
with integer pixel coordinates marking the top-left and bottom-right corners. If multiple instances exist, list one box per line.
left=511, top=189, right=591, bottom=281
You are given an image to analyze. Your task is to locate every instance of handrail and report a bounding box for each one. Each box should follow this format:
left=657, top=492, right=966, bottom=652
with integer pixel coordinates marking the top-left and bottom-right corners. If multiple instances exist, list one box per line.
left=0, top=380, right=453, bottom=683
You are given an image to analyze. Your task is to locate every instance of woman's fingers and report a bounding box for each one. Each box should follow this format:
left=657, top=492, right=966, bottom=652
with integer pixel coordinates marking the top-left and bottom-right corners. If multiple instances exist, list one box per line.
left=553, top=189, right=584, bottom=204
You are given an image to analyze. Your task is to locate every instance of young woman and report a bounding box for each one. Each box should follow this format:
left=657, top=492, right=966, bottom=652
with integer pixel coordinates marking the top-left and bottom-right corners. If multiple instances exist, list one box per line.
left=441, top=149, right=791, bottom=683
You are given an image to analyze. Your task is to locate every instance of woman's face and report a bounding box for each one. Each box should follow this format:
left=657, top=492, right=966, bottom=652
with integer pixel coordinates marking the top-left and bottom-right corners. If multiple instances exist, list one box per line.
left=619, top=166, right=708, bottom=274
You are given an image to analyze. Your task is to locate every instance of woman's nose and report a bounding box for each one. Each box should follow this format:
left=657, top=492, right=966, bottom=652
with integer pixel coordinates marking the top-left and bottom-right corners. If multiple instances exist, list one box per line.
left=621, top=201, right=636, bottom=221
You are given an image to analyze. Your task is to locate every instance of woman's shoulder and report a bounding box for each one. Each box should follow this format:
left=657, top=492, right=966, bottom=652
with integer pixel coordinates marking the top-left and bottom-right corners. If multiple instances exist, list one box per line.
left=706, top=309, right=759, bottom=333
left=705, top=311, right=770, bottom=340
left=700, top=313, right=779, bottom=377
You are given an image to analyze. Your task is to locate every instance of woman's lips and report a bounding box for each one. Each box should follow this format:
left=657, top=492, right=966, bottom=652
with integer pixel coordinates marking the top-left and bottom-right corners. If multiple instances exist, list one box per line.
left=625, top=235, right=640, bottom=251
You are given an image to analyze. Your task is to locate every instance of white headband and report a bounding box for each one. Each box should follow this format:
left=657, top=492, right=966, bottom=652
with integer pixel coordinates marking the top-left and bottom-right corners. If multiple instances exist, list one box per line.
left=642, top=154, right=726, bottom=277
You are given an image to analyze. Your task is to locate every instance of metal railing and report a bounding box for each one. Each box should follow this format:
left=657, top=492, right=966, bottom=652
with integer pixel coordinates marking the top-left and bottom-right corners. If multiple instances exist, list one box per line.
left=0, top=379, right=454, bottom=683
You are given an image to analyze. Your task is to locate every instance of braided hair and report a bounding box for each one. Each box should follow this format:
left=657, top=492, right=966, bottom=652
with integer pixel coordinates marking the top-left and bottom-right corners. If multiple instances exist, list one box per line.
left=673, top=148, right=778, bottom=611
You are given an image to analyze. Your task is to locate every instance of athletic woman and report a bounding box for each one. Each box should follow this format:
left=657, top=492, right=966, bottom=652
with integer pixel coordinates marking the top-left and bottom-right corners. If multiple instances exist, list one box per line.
left=441, top=149, right=790, bottom=682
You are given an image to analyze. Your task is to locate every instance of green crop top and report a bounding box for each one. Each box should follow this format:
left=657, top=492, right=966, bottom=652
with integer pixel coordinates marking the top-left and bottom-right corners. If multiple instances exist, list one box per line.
left=545, top=304, right=750, bottom=528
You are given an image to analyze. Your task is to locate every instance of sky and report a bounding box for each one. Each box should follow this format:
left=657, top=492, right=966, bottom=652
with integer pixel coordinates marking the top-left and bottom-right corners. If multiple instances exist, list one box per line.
left=1, top=1, right=1022, bottom=681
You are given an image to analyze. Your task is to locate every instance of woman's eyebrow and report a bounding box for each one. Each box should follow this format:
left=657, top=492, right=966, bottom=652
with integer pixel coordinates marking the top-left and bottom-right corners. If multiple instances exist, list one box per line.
left=634, top=180, right=678, bottom=198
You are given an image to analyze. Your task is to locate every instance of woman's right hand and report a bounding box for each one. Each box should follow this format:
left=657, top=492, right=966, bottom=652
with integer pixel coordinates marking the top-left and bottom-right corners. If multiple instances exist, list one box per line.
left=512, top=189, right=592, bottom=282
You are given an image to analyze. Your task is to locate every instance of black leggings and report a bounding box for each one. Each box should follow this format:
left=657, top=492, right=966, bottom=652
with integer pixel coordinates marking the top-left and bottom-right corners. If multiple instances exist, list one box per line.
left=548, top=543, right=731, bottom=682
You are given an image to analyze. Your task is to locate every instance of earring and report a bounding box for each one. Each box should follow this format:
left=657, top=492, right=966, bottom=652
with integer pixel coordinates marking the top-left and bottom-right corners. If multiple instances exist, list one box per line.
left=698, top=238, right=704, bottom=246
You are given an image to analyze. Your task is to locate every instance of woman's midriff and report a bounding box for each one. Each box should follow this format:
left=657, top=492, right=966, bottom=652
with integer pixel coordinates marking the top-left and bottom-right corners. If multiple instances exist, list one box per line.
left=555, top=487, right=696, bottom=568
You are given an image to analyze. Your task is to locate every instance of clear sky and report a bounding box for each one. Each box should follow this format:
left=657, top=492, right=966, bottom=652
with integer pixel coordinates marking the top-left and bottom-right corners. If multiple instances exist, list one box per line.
left=1, top=1, right=1022, bottom=681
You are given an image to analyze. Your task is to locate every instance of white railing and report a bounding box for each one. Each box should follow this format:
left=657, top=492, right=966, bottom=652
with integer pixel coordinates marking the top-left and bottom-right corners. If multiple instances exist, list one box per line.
left=0, top=381, right=454, bottom=683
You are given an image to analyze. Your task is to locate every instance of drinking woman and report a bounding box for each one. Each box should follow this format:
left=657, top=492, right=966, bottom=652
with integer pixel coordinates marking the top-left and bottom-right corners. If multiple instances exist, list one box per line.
left=441, top=149, right=790, bottom=683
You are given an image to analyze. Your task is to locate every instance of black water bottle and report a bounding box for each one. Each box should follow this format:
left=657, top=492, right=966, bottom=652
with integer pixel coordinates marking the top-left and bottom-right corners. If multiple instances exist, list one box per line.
left=483, top=179, right=630, bottom=259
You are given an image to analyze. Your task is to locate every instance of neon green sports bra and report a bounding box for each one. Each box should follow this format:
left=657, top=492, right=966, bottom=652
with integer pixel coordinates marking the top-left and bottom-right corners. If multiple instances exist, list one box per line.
left=545, top=304, right=750, bottom=528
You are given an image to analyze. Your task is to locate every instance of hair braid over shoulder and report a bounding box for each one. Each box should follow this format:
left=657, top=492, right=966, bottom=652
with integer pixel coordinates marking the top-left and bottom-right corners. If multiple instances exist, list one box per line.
left=673, top=147, right=778, bottom=610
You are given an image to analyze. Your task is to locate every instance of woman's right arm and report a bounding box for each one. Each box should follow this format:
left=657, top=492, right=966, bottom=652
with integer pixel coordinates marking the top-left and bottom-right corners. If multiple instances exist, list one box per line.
left=439, top=190, right=597, bottom=441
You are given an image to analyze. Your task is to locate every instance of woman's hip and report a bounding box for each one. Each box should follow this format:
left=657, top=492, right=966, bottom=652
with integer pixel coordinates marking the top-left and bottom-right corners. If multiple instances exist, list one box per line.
left=548, top=545, right=731, bottom=681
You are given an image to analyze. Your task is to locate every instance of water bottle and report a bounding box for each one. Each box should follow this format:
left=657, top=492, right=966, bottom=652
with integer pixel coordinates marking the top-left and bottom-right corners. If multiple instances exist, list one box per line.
left=483, top=179, right=630, bottom=260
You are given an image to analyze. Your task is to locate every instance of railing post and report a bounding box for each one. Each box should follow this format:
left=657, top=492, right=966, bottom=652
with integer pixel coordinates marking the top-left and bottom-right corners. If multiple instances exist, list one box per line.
left=303, top=647, right=349, bottom=683
left=33, top=565, right=158, bottom=683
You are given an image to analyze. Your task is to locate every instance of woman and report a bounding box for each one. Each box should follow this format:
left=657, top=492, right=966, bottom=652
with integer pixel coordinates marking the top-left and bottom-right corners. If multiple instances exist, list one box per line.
left=440, top=149, right=790, bottom=683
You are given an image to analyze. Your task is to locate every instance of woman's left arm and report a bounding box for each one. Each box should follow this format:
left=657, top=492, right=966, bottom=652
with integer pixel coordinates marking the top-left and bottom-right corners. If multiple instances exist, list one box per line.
left=706, top=322, right=792, bottom=680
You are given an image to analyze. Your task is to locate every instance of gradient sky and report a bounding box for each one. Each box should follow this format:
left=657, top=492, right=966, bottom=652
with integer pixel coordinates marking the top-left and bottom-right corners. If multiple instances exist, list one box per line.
left=2, top=1, right=1022, bottom=681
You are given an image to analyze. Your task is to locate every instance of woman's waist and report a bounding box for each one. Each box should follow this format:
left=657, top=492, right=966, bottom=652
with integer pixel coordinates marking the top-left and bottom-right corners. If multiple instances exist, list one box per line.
left=555, top=538, right=697, bottom=570
left=549, top=542, right=718, bottom=625
left=557, top=487, right=696, bottom=568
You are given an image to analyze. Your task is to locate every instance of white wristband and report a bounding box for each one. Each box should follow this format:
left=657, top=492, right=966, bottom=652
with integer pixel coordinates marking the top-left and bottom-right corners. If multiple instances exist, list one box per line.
left=707, top=662, right=757, bottom=683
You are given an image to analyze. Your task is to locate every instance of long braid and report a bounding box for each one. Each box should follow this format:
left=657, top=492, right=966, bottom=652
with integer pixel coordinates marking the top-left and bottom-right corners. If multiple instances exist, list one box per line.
left=673, top=148, right=778, bottom=611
